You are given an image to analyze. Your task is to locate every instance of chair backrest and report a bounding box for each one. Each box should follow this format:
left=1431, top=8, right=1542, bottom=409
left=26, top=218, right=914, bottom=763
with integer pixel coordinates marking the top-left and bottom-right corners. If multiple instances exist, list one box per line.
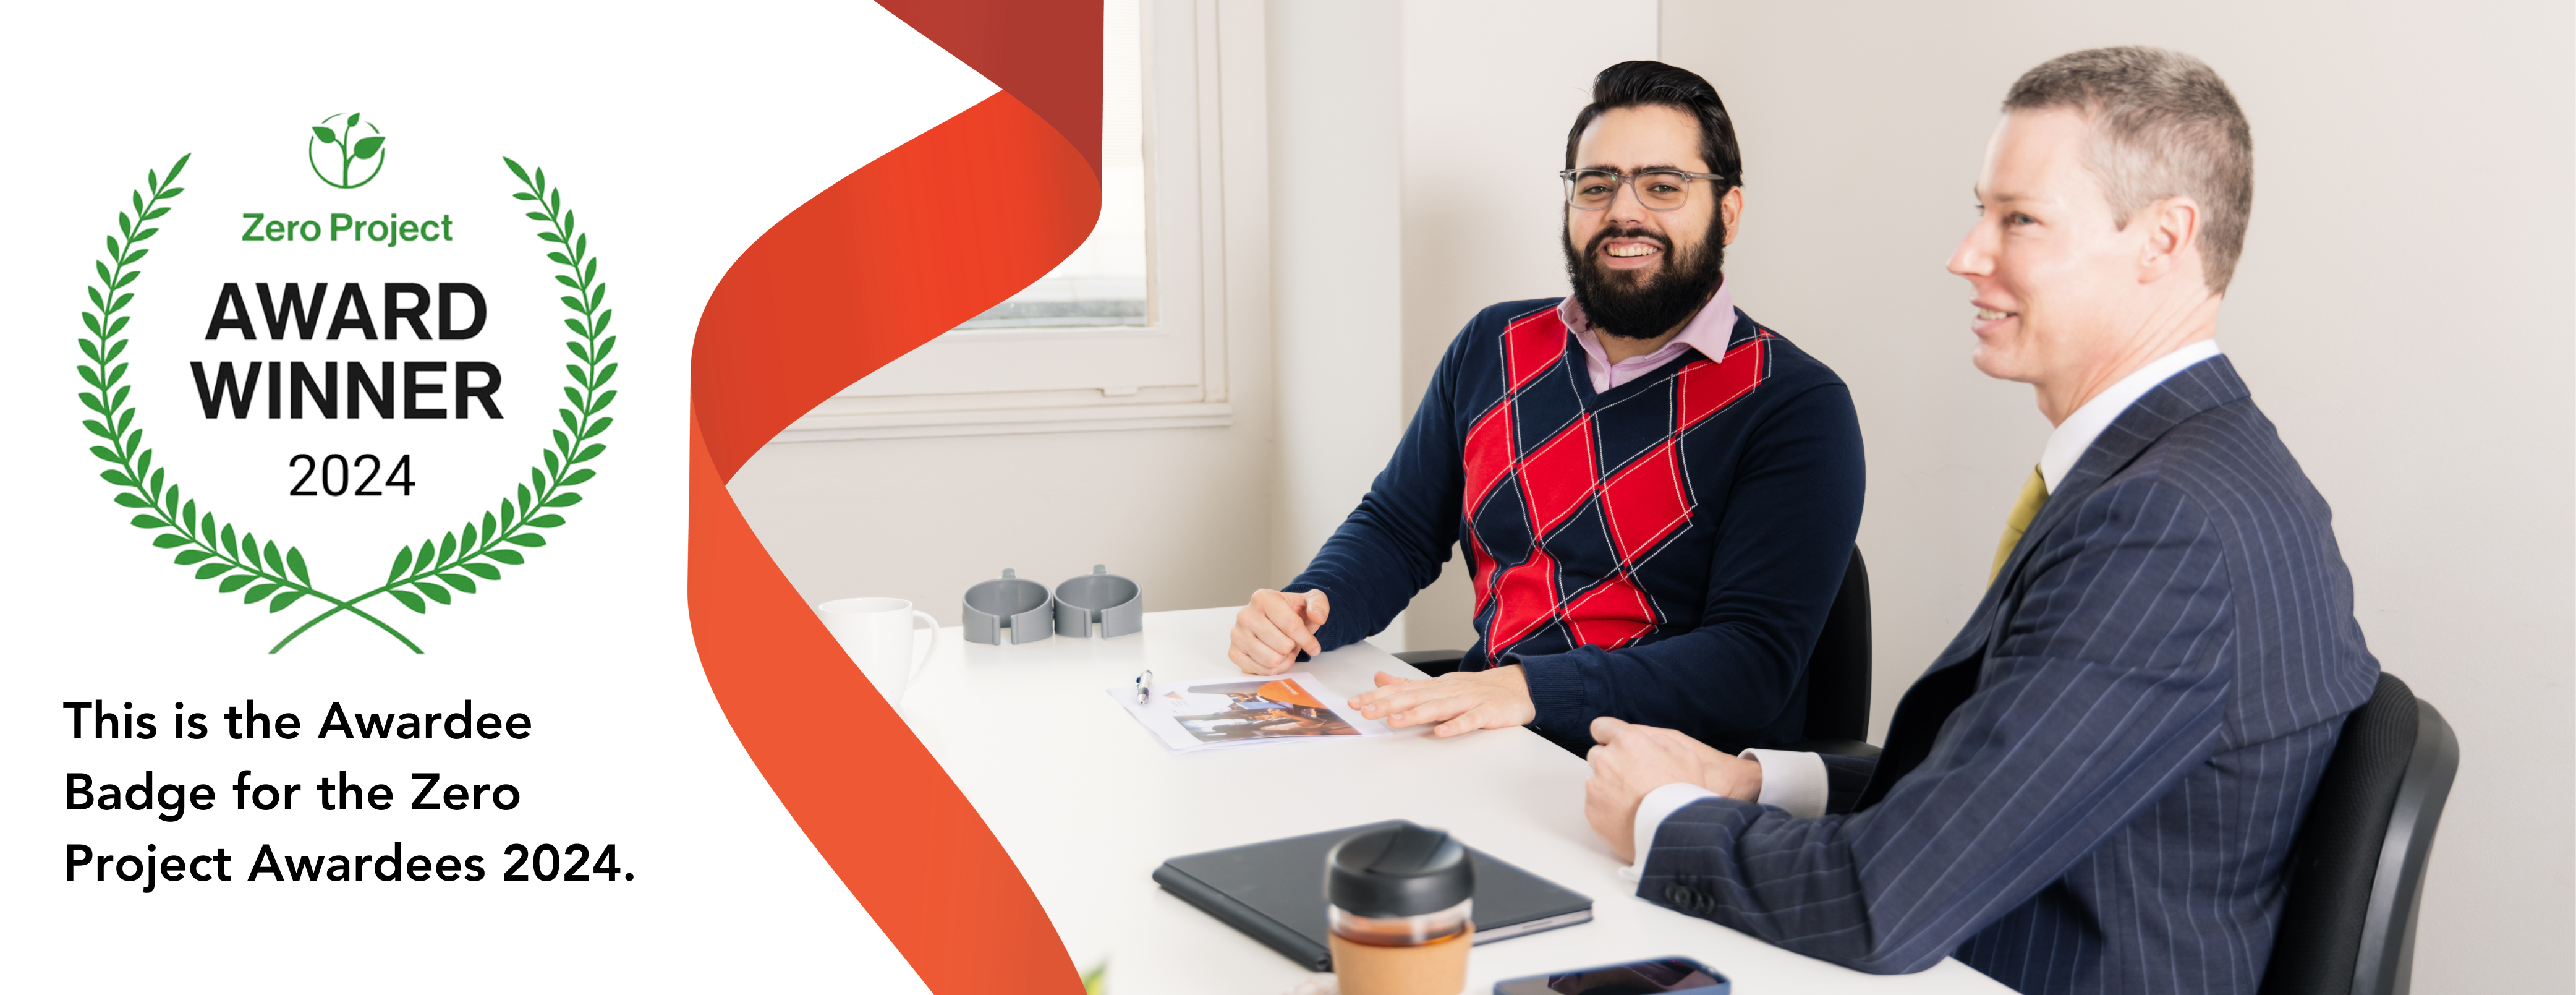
left=1801, top=546, right=1871, bottom=744
left=2260, top=672, right=2461, bottom=995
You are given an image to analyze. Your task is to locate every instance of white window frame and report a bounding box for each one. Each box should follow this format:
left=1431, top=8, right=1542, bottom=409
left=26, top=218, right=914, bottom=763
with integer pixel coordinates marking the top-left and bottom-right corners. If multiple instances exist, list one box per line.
left=773, top=0, right=1231, bottom=443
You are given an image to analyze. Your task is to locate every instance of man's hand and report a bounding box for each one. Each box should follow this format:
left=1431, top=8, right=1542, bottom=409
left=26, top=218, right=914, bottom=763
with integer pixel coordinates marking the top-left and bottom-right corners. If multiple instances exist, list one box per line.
left=1583, top=717, right=1763, bottom=864
left=1228, top=589, right=1329, bottom=675
left=1346, top=665, right=1536, bottom=737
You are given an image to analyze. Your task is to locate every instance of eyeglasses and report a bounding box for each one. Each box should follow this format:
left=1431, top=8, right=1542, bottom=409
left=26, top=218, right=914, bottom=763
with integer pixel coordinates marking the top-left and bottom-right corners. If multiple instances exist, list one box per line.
left=1559, top=168, right=1730, bottom=211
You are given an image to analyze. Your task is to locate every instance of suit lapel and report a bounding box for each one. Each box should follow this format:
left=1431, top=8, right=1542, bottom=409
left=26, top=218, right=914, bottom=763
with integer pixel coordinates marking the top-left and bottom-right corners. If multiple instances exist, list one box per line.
left=1926, top=357, right=2251, bottom=673
left=1989, top=357, right=2250, bottom=599
left=1854, top=357, right=2251, bottom=811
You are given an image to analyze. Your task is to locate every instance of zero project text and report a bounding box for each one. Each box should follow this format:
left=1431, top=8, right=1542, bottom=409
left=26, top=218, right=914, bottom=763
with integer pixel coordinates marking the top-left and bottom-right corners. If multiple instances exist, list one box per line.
left=240, top=212, right=454, bottom=250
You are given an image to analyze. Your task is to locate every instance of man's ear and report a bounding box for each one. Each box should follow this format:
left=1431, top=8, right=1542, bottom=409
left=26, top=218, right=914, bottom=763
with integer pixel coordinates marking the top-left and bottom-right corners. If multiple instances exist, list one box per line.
left=1718, top=186, right=1745, bottom=247
left=2138, top=195, right=2203, bottom=284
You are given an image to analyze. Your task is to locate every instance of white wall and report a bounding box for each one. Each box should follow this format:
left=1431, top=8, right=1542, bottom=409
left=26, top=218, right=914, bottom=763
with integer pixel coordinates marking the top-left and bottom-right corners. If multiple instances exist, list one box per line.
left=1659, top=2, right=2575, bottom=991
left=1265, top=0, right=1408, bottom=613
left=728, top=0, right=1278, bottom=627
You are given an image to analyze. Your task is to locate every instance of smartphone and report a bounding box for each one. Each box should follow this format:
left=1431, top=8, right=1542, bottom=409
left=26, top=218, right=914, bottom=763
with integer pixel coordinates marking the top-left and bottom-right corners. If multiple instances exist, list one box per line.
left=1491, top=956, right=1728, bottom=995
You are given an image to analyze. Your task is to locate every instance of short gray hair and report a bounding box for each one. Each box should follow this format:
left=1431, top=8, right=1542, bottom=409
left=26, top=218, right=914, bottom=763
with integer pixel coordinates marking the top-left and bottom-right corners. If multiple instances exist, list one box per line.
left=2005, top=46, right=2254, bottom=294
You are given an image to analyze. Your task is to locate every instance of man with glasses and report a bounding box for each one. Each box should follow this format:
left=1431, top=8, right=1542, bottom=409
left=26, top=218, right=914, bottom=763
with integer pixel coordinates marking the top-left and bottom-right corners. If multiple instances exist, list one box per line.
left=1227, top=61, right=1867, bottom=758
left=1581, top=48, right=2378, bottom=993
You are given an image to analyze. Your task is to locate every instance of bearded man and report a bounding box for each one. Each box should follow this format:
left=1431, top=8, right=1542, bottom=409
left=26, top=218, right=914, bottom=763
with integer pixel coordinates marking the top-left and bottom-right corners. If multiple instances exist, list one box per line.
left=1226, top=60, right=1867, bottom=756
left=1581, top=48, right=2378, bottom=993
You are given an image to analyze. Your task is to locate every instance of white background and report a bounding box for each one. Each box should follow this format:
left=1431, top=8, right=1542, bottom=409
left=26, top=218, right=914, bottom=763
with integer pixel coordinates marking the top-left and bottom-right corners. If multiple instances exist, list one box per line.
left=0, top=2, right=994, bottom=989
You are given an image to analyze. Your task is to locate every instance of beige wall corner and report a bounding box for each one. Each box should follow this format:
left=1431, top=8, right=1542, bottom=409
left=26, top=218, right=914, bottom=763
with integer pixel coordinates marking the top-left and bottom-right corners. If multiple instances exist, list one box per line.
left=1265, top=0, right=1408, bottom=594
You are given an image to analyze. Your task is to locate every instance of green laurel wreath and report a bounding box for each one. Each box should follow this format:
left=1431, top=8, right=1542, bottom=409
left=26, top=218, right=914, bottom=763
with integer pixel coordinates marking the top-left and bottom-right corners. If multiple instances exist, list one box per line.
left=76, top=154, right=617, bottom=654
left=77, top=154, right=419, bottom=650
left=267, top=158, right=618, bottom=652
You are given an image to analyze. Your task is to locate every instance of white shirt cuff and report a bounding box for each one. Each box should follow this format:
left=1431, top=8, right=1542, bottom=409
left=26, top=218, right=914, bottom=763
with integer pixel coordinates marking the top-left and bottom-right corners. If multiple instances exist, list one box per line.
left=1741, top=748, right=1829, bottom=819
left=1620, top=782, right=1719, bottom=882
left=1615, top=751, right=1831, bottom=882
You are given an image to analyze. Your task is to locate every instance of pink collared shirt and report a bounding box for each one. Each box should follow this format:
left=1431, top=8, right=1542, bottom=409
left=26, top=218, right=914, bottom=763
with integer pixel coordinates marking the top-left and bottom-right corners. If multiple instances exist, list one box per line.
left=1557, top=280, right=1740, bottom=393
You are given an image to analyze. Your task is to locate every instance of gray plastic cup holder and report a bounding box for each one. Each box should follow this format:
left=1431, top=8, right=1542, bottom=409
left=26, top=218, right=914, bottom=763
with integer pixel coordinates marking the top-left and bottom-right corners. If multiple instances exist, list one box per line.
left=1054, top=564, right=1142, bottom=639
left=963, top=569, right=1055, bottom=644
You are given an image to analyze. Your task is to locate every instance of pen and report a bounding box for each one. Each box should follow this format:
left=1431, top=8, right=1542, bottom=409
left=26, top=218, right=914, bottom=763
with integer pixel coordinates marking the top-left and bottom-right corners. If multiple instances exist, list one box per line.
left=1135, top=669, right=1153, bottom=704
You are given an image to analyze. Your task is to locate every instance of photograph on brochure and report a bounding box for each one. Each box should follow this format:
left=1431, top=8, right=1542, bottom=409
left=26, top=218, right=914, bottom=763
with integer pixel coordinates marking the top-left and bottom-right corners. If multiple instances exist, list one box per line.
left=1111, top=672, right=1392, bottom=751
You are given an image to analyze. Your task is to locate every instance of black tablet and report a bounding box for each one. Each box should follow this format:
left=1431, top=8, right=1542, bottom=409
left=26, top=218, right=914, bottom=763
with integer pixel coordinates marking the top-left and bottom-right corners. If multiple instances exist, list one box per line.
left=1154, top=820, right=1596, bottom=971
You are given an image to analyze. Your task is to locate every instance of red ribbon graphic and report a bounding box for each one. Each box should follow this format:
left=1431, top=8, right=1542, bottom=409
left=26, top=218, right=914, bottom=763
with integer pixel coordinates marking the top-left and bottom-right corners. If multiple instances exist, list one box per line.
left=688, top=3, right=1100, bottom=991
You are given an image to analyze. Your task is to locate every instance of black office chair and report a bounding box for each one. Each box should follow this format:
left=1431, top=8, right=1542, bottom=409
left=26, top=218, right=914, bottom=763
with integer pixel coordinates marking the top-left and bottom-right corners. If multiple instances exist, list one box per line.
left=1780, top=546, right=1874, bottom=757
left=1392, top=546, right=1875, bottom=756
left=2259, top=672, right=2460, bottom=995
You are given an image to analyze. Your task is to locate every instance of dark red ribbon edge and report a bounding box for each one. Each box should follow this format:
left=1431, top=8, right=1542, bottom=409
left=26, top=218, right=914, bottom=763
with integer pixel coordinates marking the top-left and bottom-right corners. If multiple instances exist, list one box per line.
left=684, top=4, right=1103, bottom=991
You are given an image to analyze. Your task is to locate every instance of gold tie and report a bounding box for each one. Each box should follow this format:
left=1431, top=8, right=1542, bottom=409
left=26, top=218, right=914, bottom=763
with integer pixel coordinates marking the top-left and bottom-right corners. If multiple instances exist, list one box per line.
left=1991, top=466, right=2049, bottom=583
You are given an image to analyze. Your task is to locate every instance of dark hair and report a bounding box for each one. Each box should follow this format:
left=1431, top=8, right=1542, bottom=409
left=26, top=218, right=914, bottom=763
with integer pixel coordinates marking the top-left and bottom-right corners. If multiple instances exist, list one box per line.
left=1563, top=61, right=1743, bottom=189
left=2004, top=47, right=2253, bottom=294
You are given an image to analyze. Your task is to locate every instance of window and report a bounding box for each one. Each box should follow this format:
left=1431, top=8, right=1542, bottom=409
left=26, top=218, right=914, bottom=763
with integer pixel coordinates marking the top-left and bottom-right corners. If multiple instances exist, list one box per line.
left=778, top=0, right=1232, bottom=442
left=959, top=0, right=1150, bottom=333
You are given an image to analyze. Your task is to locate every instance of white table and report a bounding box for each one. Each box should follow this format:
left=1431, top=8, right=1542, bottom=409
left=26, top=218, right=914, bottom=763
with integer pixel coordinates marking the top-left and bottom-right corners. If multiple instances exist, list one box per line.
left=900, top=607, right=2011, bottom=995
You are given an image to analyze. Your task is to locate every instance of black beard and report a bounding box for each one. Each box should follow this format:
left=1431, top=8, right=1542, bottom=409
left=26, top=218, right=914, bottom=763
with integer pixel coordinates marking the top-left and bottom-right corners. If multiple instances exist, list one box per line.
left=1562, top=215, right=1726, bottom=340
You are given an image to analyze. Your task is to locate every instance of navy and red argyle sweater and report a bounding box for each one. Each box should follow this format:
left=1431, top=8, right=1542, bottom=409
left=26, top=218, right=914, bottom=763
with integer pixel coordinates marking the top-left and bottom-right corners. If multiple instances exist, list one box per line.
left=1287, top=299, right=1864, bottom=751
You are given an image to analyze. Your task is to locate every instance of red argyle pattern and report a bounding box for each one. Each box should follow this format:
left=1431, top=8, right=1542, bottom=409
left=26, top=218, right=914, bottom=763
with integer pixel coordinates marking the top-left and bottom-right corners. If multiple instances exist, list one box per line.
left=1461, top=308, right=1770, bottom=657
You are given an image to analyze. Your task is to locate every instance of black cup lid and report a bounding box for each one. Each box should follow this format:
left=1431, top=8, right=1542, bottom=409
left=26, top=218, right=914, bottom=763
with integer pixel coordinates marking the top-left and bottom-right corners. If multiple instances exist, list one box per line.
left=1324, top=822, right=1473, bottom=917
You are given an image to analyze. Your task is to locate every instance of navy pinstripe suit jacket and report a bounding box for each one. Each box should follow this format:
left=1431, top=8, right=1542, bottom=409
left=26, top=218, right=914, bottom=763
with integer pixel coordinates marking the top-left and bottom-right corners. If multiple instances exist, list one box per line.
left=1640, top=357, right=2380, bottom=994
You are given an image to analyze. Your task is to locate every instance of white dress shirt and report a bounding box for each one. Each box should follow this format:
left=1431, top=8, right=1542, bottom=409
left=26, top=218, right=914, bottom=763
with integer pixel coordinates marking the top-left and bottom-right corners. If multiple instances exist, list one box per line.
left=1618, top=338, right=2225, bottom=881
left=2036, top=339, right=2223, bottom=493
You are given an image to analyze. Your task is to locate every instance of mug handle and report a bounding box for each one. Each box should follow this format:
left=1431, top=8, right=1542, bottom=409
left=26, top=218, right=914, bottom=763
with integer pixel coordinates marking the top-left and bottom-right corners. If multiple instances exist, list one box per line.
left=908, top=610, right=940, bottom=685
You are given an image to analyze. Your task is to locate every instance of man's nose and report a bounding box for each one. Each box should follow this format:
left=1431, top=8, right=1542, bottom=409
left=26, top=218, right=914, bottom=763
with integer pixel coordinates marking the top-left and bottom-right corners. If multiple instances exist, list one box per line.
left=1947, top=223, right=1994, bottom=278
left=1605, top=179, right=1656, bottom=224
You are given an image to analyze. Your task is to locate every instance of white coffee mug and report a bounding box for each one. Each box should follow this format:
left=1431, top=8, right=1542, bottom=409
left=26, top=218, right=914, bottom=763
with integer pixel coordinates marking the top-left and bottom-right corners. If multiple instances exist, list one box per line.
left=816, top=597, right=940, bottom=706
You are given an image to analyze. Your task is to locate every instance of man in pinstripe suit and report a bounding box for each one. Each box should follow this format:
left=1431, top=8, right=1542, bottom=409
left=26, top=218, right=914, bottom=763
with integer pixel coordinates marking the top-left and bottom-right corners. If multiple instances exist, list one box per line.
left=1579, top=48, right=2380, bottom=994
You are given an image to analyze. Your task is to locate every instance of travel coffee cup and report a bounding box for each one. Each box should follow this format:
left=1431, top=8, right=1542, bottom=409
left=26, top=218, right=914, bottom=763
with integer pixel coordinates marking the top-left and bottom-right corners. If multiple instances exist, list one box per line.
left=1325, top=822, right=1474, bottom=995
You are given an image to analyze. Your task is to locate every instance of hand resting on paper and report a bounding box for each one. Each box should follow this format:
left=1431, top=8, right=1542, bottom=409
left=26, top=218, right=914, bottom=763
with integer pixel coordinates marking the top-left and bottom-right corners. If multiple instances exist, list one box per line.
left=1228, top=589, right=1330, bottom=675
left=1346, top=665, right=1536, bottom=737
left=1583, top=716, right=1762, bottom=864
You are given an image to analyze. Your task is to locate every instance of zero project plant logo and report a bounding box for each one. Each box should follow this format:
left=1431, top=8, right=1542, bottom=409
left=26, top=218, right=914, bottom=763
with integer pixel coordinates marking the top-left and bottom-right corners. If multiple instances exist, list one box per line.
left=308, top=113, right=386, bottom=189
left=74, top=153, right=620, bottom=653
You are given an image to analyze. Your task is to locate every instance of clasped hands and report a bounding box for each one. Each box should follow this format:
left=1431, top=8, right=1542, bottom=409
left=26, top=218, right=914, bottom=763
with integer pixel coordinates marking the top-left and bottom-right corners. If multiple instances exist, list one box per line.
left=1584, top=717, right=1764, bottom=863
